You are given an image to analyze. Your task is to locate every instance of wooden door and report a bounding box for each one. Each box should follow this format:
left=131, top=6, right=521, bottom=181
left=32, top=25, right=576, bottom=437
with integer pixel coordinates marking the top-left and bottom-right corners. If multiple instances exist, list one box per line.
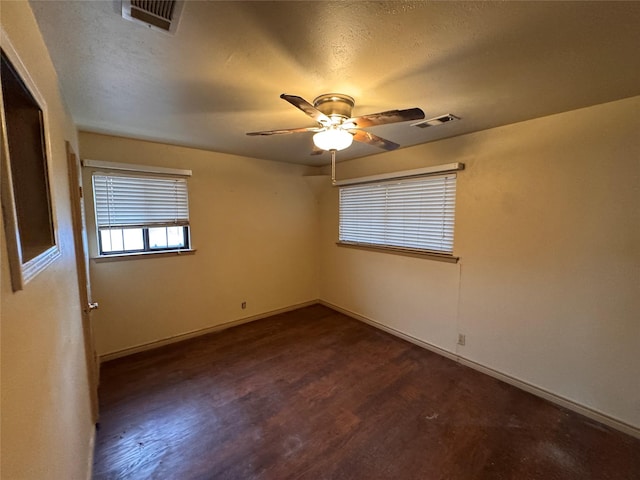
left=66, top=141, right=99, bottom=421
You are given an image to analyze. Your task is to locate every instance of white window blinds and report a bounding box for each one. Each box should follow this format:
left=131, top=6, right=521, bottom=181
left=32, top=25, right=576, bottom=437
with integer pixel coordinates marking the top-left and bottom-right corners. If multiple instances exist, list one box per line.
left=93, top=174, right=190, bottom=228
left=339, top=173, right=456, bottom=254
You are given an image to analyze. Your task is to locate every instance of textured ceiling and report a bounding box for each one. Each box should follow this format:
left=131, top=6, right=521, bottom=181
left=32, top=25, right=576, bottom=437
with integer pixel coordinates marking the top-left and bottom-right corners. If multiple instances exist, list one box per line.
left=29, top=1, right=640, bottom=166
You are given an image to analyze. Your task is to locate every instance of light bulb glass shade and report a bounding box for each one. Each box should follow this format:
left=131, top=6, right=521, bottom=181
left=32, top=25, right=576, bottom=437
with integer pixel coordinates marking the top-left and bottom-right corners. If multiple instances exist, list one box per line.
left=313, top=128, right=353, bottom=151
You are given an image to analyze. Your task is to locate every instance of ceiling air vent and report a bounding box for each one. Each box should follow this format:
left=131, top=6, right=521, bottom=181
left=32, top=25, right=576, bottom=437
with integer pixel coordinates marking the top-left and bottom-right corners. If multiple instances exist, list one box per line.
left=122, top=0, right=183, bottom=34
left=412, top=114, right=460, bottom=128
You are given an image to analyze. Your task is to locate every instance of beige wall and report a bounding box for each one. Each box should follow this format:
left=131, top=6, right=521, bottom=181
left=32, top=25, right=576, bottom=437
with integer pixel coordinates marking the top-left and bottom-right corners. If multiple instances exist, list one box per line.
left=0, top=2, right=94, bottom=479
left=79, top=133, right=320, bottom=357
left=319, top=96, right=640, bottom=430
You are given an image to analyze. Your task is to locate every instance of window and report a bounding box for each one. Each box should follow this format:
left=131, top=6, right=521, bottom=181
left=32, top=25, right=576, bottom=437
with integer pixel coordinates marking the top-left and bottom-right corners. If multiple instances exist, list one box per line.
left=339, top=172, right=457, bottom=256
left=92, top=173, right=191, bottom=255
left=1, top=48, right=59, bottom=291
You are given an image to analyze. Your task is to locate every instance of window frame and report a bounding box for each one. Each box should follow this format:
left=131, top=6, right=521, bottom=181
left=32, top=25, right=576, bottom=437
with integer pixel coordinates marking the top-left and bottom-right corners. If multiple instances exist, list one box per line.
left=87, top=163, right=194, bottom=260
left=336, top=164, right=463, bottom=263
left=0, top=39, right=61, bottom=291
left=97, top=225, right=191, bottom=256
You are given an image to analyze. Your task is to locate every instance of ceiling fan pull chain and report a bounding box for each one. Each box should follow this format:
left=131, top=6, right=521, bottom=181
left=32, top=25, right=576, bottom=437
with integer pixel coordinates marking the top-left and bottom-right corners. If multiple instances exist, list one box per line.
left=331, top=150, right=336, bottom=185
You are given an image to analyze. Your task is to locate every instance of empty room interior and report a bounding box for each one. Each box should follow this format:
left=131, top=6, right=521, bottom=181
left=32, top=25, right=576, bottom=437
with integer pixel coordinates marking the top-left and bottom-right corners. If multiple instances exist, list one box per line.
left=1, top=1, right=639, bottom=479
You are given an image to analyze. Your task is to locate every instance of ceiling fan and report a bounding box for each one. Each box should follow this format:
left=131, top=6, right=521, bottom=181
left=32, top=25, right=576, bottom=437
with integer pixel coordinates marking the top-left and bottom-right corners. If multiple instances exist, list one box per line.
left=246, top=93, right=425, bottom=154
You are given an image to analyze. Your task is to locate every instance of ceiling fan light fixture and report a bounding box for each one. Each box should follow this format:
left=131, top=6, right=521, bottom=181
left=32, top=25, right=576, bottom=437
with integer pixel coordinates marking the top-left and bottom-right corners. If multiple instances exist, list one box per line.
left=313, top=128, right=353, bottom=151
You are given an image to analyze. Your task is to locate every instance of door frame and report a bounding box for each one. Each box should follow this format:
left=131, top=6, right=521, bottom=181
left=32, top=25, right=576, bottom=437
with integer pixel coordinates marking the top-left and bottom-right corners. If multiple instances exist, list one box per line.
left=66, top=141, right=99, bottom=421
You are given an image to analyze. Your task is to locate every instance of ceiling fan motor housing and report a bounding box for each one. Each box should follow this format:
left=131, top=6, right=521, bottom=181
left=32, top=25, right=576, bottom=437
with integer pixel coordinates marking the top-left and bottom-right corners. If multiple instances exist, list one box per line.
left=313, top=94, right=355, bottom=122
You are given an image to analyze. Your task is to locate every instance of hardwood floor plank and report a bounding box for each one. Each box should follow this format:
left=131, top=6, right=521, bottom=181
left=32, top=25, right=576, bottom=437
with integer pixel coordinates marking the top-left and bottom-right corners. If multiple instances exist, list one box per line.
left=93, top=305, right=640, bottom=479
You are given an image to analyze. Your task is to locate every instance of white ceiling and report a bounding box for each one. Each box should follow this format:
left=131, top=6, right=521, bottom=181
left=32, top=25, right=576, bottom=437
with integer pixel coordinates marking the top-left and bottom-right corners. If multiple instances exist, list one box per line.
left=30, top=1, right=640, bottom=166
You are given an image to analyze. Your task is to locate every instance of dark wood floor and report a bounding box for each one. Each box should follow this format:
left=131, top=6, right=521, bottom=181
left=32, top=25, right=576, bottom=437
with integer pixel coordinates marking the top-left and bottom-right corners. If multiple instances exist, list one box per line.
left=93, top=305, right=640, bottom=480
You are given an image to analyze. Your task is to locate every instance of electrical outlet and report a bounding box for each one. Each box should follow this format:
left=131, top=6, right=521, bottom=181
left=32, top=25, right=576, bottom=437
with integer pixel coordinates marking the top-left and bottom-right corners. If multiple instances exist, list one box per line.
left=241, top=301, right=247, bottom=310
left=458, top=334, right=466, bottom=346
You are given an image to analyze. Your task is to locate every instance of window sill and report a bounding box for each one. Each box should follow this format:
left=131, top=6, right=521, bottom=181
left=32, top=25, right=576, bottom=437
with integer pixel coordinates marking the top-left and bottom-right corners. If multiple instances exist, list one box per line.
left=336, top=241, right=459, bottom=263
left=92, top=249, right=196, bottom=263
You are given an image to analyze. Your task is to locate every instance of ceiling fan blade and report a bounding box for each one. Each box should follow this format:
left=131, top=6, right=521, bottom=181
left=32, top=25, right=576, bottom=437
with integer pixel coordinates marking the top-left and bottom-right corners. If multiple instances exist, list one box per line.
left=246, top=126, right=321, bottom=136
left=310, top=145, right=325, bottom=155
left=352, top=130, right=400, bottom=151
left=280, top=94, right=331, bottom=126
left=349, top=107, right=425, bottom=128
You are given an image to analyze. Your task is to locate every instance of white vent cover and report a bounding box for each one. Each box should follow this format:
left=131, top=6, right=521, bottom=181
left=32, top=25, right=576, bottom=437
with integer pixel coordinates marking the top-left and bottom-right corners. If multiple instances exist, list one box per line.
left=122, top=0, right=184, bottom=34
left=412, top=114, right=460, bottom=128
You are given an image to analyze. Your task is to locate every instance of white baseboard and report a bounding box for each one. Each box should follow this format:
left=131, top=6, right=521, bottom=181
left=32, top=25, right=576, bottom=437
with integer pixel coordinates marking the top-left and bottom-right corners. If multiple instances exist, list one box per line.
left=320, top=300, right=459, bottom=362
left=99, top=300, right=318, bottom=363
left=456, top=356, right=640, bottom=439
left=320, top=300, right=640, bottom=439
